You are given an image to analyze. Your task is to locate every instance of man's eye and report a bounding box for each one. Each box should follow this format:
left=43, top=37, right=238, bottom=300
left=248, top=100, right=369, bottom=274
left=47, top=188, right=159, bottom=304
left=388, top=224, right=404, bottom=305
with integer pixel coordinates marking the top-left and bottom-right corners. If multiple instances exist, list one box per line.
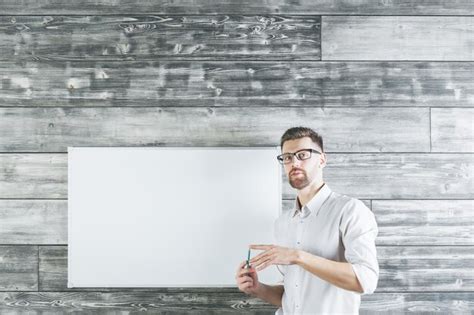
left=283, top=155, right=292, bottom=161
left=297, top=152, right=308, bottom=159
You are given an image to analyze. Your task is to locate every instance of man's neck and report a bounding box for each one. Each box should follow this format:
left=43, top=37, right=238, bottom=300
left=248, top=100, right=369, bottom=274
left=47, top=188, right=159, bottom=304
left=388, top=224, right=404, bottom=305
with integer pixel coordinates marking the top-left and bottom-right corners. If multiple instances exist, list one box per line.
left=297, top=180, right=325, bottom=208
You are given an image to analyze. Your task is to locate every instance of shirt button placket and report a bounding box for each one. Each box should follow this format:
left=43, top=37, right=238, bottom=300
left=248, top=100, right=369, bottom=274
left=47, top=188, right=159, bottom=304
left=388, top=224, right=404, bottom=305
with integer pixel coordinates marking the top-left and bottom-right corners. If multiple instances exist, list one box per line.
left=295, top=215, right=303, bottom=314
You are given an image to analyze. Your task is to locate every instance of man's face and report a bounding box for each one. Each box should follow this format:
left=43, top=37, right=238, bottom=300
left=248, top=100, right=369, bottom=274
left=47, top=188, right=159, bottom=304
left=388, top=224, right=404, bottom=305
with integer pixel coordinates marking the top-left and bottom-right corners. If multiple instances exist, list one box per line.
left=281, top=137, right=325, bottom=190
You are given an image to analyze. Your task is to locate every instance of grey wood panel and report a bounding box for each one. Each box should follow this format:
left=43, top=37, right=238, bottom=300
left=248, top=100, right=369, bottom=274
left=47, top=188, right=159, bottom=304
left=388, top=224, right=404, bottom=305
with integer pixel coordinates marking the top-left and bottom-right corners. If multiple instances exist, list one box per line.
left=360, top=293, right=474, bottom=314
left=0, top=0, right=472, bottom=15
left=0, top=154, right=67, bottom=199
left=0, top=290, right=275, bottom=314
left=377, top=246, right=474, bottom=292
left=322, top=17, right=474, bottom=61
left=38, top=246, right=474, bottom=292
left=1, top=61, right=472, bottom=107
left=0, top=200, right=66, bottom=244
left=0, top=15, right=320, bottom=61
left=432, top=108, right=474, bottom=153
left=2, top=153, right=472, bottom=199
left=0, top=246, right=37, bottom=291
left=39, top=246, right=65, bottom=291
left=0, top=107, right=430, bottom=153
left=373, top=200, right=474, bottom=246
left=296, top=154, right=473, bottom=200
left=0, top=293, right=472, bottom=315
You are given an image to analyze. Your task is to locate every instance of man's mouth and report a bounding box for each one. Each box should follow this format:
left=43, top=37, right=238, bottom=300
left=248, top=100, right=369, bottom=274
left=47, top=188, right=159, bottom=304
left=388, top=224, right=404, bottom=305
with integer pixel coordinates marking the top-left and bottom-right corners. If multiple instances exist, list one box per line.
left=290, top=170, right=304, bottom=176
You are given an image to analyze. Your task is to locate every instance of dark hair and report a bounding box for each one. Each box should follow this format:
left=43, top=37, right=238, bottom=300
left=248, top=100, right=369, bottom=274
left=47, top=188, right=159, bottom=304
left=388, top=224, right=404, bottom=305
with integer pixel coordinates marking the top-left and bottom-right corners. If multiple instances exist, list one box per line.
left=280, top=127, right=324, bottom=152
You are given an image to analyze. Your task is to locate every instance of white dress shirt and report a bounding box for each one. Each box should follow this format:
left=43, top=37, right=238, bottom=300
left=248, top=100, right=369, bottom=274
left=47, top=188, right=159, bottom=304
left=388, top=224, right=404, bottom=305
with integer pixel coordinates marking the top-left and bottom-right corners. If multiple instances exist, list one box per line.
left=274, top=183, right=379, bottom=315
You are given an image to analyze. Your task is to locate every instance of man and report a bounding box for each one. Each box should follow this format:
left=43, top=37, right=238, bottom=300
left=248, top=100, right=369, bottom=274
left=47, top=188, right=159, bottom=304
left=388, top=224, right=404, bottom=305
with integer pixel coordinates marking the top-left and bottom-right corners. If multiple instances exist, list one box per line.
left=235, top=127, right=379, bottom=314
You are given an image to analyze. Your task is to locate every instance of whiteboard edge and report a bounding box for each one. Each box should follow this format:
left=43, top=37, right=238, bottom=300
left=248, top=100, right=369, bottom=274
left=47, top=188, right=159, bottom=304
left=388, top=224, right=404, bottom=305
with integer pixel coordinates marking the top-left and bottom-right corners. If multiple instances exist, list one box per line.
left=67, top=146, right=73, bottom=288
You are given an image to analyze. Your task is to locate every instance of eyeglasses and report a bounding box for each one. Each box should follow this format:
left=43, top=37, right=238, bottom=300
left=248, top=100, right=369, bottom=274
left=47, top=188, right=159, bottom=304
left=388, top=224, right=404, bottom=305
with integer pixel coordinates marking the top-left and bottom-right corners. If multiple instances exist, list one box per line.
left=276, top=149, right=322, bottom=165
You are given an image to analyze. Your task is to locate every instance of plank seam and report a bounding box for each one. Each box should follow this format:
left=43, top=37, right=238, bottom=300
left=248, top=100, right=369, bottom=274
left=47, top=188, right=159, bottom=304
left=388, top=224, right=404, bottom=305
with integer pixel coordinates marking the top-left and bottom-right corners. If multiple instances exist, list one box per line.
left=2, top=244, right=472, bottom=247
left=0, top=14, right=473, bottom=17
left=1, top=198, right=474, bottom=201
left=0, top=59, right=472, bottom=63
left=0, top=287, right=474, bottom=294
left=1, top=152, right=472, bottom=154
left=2, top=106, right=473, bottom=109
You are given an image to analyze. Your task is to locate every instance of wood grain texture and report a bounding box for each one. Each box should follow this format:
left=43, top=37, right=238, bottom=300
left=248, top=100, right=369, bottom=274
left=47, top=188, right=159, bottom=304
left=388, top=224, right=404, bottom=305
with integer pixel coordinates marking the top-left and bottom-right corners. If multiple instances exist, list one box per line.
left=0, top=154, right=67, bottom=199
left=0, top=107, right=430, bottom=152
left=0, top=246, right=37, bottom=291
left=0, top=200, right=66, bottom=244
left=0, top=15, right=320, bottom=61
left=360, top=292, right=474, bottom=314
left=0, top=290, right=276, bottom=314
left=0, top=0, right=472, bottom=15
left=322, top=16, right=474, bottom=61
left=373, top=200, right=474, bottom=246
left=432, top=108, right=474, bottom=152
left=38, top=246, right=474, bottom=292
left=0, top=0, right=472, bottom=312
left=1, top=61, right=472, bottom=107
left=0, top=292, right=472, bottom=314
left=2, top=153, right=472, bottom=199
left=288, top=154, right=473, bottom=200
left=377, top=246, right=474, bottom=291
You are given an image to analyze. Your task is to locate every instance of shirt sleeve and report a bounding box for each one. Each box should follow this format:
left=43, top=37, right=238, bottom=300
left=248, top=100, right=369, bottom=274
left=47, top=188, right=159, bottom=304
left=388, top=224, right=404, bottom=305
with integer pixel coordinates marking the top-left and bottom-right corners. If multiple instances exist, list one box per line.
left=339, top=199, right=379, bottom=295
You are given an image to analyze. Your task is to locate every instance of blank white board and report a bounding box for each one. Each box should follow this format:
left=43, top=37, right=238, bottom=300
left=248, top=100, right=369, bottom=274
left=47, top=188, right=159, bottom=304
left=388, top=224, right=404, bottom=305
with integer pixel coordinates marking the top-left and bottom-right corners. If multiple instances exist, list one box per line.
left=68, top=147, right=282, bottom=287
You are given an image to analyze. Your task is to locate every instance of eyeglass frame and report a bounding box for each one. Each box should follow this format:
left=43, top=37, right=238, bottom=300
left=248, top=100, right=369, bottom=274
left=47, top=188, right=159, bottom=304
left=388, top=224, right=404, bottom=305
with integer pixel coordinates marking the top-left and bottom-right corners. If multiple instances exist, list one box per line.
left=276, top=148, right=322, bottom=165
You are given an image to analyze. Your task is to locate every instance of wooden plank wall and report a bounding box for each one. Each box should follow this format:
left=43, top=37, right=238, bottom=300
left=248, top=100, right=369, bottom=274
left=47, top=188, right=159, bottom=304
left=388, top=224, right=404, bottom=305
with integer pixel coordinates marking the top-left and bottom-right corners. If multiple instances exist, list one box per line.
left=0, top=1, right=473, bottom=313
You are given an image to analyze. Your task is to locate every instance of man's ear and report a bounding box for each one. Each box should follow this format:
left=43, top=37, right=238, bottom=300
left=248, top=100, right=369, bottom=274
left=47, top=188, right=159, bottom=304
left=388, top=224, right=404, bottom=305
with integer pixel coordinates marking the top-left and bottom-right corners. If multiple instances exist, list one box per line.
left=319, top=152, right=327, bottom=168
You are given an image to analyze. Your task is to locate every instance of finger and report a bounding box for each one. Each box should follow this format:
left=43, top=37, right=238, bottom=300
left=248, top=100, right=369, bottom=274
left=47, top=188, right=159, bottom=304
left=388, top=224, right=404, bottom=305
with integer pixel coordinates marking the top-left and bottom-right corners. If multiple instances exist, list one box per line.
left=256, top=255, right=275, bottom=271
left=250, top=250, right=272, bottom=265
left=249, top=244, right=273, bottom=250
left=251, top=247, right=277, bottom=263
left=238, top=266, right=256, bottom=277
left=256, top=262, right=270, bottom=271
left=243, top=280, right=254, bottom=289
left=241, top=276, right=252, bottom=283
left=236, top=260, right=247, bottom=273
left=238, top=265, right=253, bottom=275
left=238, top=276, right=252, bottom=284
left=255, top=256, right=274, bottom=271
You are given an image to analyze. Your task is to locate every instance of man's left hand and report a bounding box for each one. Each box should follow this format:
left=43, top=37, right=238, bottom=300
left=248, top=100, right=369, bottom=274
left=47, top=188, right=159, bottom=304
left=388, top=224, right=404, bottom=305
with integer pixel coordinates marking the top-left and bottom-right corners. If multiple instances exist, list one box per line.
left=249, top=244, right=299, bottom=271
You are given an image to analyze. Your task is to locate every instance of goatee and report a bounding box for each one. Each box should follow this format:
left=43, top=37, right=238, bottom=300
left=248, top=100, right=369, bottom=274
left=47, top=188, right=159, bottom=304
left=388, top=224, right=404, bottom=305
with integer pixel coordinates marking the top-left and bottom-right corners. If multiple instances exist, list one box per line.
left=289, top=173, right=310, bottom=190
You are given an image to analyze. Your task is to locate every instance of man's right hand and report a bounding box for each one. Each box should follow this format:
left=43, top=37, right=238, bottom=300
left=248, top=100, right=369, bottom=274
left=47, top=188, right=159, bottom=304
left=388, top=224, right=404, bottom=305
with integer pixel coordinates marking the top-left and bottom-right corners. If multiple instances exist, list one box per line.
left=235, top=260, right=260, bottom=296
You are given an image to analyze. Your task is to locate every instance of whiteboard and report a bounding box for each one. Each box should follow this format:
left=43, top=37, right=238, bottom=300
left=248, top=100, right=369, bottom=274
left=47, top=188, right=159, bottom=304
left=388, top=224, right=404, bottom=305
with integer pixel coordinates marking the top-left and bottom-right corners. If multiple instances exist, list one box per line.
left=68, top=147, right=282, bottom=287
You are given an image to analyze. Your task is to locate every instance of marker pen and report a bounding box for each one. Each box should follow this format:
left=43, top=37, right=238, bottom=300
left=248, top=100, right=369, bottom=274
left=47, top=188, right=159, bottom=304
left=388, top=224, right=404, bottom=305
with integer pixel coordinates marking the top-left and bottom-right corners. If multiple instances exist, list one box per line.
left=246, top=248, right=251, bottom=269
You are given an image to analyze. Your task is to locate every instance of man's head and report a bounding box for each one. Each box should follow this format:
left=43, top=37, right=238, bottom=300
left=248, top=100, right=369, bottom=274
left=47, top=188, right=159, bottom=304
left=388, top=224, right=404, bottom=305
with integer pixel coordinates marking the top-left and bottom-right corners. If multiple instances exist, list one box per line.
left=279, top=127, right=326, bottom=190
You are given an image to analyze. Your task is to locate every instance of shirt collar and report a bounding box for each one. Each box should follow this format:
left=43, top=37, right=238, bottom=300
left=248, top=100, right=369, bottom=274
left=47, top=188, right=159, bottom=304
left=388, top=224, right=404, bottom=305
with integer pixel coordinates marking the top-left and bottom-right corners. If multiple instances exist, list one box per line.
left=292, top=183, right=332, bottom=218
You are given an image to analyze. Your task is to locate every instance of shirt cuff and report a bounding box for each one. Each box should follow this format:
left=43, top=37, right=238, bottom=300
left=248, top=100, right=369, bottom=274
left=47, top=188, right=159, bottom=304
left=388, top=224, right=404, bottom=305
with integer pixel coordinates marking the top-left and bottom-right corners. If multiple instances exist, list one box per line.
left=350, top=263, right=378, bottom=295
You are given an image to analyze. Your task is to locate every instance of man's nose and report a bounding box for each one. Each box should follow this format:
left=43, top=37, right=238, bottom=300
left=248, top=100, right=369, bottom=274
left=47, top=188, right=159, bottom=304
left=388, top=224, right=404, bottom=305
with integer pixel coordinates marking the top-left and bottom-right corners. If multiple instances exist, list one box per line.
left=291, top=156, right=302, bottom=167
